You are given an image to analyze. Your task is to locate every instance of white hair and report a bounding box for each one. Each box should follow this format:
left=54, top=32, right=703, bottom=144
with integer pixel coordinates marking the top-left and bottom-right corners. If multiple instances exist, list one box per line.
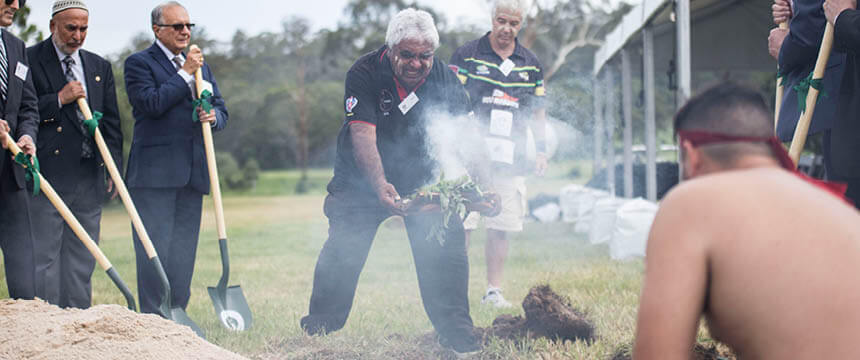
left=385, top=8, right=440, bottom=50
left=492, top=0, right=528, bottom=19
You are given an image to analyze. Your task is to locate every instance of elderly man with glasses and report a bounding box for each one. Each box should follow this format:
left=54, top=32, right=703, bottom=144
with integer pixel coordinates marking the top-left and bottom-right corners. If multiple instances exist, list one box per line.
left=26, top=0, right=122, bottom=309
left=300, top=8, right=493, bottom=358
left=123, top=0, right=227, bottom=319
left=0, top=0, right=39, bottom=301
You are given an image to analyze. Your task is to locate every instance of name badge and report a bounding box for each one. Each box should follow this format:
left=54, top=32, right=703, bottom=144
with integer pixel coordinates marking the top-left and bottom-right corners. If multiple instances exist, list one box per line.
left=14, top=62, right=28, bottom=81
left=499, top=59, right=515, bottom=77
left=398, top=92, right=419, bottom=115
left=485, top=137, right=515, bottom=164
left=489, top=109, right=513, bottom=137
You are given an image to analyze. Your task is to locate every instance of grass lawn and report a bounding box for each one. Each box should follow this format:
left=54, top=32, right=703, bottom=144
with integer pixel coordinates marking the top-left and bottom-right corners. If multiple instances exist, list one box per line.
left=0, top=161, right=723, bottom=359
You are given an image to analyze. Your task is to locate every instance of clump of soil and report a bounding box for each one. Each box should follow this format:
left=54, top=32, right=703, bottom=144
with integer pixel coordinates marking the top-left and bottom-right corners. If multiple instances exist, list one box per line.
left=0, top=299, right=246, bottom=360
left=610, top=343, right=736, bottom=360
left=482, top=285, right=595, bottom=343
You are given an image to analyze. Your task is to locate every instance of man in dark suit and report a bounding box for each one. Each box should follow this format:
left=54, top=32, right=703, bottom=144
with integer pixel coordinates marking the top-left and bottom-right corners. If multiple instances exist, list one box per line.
left=769, top=0, right=845, bottom=177
left=824, top=0, right=860, bottom=208
left=26, top=0, right=122, bottom=309
left=124, top=1, right=227, bottom=316
left=0, top=0, right=40, bottom=300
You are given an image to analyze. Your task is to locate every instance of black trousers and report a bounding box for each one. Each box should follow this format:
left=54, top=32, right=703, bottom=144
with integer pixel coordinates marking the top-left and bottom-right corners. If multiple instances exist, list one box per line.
left=824, top=130, right=860, bottom=209
left=30, top=158, right=101, bottom=308
left=0, top=183, right=35, bottom=299
left=130, top=186, right=202, bottom=314
left=301, top=193, right=476, bottom=345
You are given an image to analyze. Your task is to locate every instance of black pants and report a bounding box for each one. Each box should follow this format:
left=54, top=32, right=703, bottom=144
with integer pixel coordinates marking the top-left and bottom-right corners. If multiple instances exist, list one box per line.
left=130, top=186, right=203, bottom=315
left=30, top=158, right=101, bottom=308
left=0, top=185, right=35, bottom=299
left=301, top=193, right=476, bottom=345
left=824, top=130, right=860, bottom=209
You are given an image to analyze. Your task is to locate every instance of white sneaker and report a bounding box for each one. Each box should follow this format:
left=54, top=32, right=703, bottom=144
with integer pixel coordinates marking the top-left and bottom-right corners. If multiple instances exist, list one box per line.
left=481, top=287, right=512, bottom=308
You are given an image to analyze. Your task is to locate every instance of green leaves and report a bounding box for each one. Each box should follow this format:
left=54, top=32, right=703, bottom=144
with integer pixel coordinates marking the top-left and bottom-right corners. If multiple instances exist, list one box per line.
left=409, top=173, right=482, bottom=246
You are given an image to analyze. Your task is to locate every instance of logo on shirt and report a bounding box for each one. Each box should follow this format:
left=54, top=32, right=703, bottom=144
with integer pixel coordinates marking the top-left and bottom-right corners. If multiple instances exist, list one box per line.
left=345, top=96, right=359, bottom=113
left=379, top=89, right=394, bottom=113
left=518, top=72, right=529, bottom=81
left=476, top=65, right=490, bottom=75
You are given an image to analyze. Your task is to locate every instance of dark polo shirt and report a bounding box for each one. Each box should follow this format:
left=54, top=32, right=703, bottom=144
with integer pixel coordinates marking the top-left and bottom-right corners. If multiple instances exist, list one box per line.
left=449, top=32, right=546, bottom=174
left=327, top=45, right=472, bottom=199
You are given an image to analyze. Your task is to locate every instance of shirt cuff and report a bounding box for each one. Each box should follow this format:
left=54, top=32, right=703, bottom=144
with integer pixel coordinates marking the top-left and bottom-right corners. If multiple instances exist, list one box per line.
left=177, top=69, right=193, bottom=84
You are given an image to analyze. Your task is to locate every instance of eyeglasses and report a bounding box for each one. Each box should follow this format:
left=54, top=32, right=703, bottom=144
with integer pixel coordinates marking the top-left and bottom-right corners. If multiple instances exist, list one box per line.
left=5, top=0, right=26, bottom=7
left=396, top=50, right=433, bottom=62
left=156, top=23, right=195, bottom=31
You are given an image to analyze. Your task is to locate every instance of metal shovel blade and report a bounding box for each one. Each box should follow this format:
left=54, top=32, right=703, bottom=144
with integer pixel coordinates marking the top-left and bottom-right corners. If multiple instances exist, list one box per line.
left=207, top=284, right=252, bottom=331
left=171, top=306, right=205, bottom=338
left=150, top=256, right=204, bottom=337
left=207, top=238, right=252, bottom=331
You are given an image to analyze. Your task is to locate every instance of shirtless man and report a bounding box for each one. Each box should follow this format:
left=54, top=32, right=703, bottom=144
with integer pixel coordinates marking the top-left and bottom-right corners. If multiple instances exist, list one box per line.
left=633, top=83, right=860, bottom=359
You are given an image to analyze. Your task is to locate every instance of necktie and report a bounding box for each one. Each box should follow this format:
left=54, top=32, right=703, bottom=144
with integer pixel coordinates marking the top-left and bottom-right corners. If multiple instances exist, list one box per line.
left=0, top=42, right=8, bottom=101
left=62, top=55, right=94, bottom=159
left=173, top=55, right=182, bottom=71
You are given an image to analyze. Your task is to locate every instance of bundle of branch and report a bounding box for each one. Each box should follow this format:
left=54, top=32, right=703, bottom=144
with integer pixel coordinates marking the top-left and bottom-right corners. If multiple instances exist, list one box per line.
left=403, top=175, right=492, bottom=245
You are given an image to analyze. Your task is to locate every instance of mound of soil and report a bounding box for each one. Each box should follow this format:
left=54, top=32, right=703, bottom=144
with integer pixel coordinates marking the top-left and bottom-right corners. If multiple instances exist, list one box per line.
left=610, top=343, right=736, bottom=360
left=483, top=285, right=595, bottom=343
left=0, top=299, right=246, bottom=360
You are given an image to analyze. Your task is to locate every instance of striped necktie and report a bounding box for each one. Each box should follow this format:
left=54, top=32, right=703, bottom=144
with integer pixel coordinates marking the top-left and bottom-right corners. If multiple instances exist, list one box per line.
left=62, top=55, right=94, bottom=159
left=0, top=41, right=8, bottom=101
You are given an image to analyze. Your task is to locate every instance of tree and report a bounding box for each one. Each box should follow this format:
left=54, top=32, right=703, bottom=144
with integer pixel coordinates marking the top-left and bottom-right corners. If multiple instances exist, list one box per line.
left=12, top=4, right=43, bottom=43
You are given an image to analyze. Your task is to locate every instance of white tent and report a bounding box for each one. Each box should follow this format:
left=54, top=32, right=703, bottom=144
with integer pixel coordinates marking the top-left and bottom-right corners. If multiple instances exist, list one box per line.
left=592, top=0, right=773, bottom=200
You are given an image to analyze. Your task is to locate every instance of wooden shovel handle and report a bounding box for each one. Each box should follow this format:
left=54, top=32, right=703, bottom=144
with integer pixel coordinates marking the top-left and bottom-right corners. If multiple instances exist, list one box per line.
left=76, top=98, right=158, bottom=260
left=774, top=21, right=789, bottom=132
left=788, top=22, right=834, bottom=166
left=2, top=134, right=113, bottom=271
left=190, top=45, right=227, bottom=240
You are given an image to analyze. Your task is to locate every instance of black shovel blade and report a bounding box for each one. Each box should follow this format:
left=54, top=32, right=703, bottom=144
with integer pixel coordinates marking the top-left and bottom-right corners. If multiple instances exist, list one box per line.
left=207, top=285, right=253, bottom=331
left=170, top=307, right=205, bottom=338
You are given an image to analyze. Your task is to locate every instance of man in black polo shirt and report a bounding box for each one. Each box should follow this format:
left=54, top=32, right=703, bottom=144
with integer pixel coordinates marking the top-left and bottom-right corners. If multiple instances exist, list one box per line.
left=449, top=0, right=548, bottom=308
left=300, top=8, right=489, bottom=357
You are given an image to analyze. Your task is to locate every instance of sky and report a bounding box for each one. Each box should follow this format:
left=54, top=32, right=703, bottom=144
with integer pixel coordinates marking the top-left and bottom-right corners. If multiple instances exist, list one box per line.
left=27, top=0, right=491, bottom=57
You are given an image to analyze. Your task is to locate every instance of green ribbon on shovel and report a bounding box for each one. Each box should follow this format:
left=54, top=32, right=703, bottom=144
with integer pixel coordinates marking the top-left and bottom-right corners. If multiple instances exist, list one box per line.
left=13, top=152, right=39, bottom=196
left=191, top=89, right=214, bottom=123
left=793, top=72, right=827, bottom=114
left=84, top=111, right=102, bottom=138
left=777, top=70, right=785, bottom=87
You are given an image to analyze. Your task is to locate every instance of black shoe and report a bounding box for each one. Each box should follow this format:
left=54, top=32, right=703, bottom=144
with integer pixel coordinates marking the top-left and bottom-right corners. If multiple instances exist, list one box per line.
left=439, top=334, right=481, bottom=359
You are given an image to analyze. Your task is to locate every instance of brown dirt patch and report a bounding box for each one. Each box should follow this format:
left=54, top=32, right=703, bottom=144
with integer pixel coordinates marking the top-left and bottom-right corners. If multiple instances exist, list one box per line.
left=481, top=285, right=595, bottom=343
left=0, top=299, right=246, bottom=360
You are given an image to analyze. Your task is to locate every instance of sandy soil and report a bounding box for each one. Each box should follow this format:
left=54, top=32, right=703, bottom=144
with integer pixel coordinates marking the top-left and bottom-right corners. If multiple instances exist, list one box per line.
left=0, top=299, right=247, bottom=360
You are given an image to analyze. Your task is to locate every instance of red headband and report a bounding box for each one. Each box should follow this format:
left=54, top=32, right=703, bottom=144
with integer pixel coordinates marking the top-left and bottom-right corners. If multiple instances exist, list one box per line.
left=677, top=130, right=849, bottom=203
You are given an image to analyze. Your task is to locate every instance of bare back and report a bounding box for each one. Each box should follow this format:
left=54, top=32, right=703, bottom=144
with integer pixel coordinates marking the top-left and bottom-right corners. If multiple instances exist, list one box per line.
left=634, top=167, right=860, bottom=359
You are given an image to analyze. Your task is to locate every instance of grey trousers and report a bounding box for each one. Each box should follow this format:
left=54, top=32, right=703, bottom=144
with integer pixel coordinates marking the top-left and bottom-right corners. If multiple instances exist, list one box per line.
left=0, top=185, right=36, bottom=299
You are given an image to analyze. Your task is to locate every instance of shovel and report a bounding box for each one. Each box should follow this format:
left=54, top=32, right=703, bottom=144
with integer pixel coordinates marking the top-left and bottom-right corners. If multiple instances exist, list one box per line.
left=774, top=21, right=788, bottom=132
left=75, top=99, right=203, bottom=337
left=2, top=133, right=135, bottom=310
left=191, top=45, right=253, bottom=331
left=788, top=22, right=834, bottom=166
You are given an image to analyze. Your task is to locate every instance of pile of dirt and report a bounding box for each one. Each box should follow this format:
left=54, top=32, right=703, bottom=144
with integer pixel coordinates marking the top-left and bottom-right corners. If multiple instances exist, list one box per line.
left=0, top=299, right=246, bottom=360
left=610, top=343, right=736, bottom=360
left=481, top=285, right=595, bottom=343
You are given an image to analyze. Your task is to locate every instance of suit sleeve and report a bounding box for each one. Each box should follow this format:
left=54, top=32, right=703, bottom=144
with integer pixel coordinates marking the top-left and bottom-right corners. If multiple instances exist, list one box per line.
left=100, top=60, right=123, bottom=172
left=17, top=42, right=38, bottom=141
left=834, top=9, right=860, bottom=53
left=123, top=53, right=193, bottom=118
left=778, top=1, right=827, bottom=74
left=203, top=63, right=228, bottom=132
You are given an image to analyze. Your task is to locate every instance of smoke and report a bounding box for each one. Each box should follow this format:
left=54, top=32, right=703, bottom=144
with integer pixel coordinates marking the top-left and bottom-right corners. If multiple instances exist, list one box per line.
left=423, top=108, right=487, bottom=183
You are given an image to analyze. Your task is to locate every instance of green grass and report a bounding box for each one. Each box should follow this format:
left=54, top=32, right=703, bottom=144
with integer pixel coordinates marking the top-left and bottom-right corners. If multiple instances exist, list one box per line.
left=0, top=160, right=715, bottom=359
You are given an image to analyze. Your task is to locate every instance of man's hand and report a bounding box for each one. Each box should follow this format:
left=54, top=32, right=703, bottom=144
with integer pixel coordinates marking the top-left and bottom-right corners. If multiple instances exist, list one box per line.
left=181, top=46, right=204, bottom=75
left=824, top=0, right=857, bottom=25
left=0, top=119, right=9, bottom=149
left=106, top=178, right=118, bottom=200
left=17, top=135, right=35, bottom=156
left=480, top=192, right=502, bottom=217
left=534, top=153, right=548, bottom=177
left=197, top=107, right=216, bottom=124
left=376, top=182, right=406, bottom=216
left=58, top=81, right=86, bottom=105
left=772, top=0, right=792, bottom=24
left=768, top=27, right=789, bottom=60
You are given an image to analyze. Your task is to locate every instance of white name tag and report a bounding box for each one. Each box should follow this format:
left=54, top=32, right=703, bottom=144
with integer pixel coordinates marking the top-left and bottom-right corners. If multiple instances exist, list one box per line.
left=398, top=92, right=419, bottom=115
left=14, top=62, right=28, bottom=81
left=197, top=79, right=214, bottom=97
left=499, top=59, right=515, bottom=77
left=489, top=109, right=513, bottom=137
left=486, top=137, right=515, bottom=164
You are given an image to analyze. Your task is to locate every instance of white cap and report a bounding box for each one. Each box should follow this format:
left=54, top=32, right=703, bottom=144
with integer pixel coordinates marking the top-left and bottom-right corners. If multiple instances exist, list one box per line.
left=52, top=0, right=88, bottom=17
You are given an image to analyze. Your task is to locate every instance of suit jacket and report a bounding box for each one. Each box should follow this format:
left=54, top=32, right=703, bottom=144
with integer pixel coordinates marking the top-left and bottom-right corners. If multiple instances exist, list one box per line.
left=26, top=37, right=122, bottom=194
left=776, top=0, right=845, bottom=142
left=123, top=42, right=227, bottom=194
left=0, top=29, right=39, bottom=192
left=830, top=9, right=860, bottom=177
